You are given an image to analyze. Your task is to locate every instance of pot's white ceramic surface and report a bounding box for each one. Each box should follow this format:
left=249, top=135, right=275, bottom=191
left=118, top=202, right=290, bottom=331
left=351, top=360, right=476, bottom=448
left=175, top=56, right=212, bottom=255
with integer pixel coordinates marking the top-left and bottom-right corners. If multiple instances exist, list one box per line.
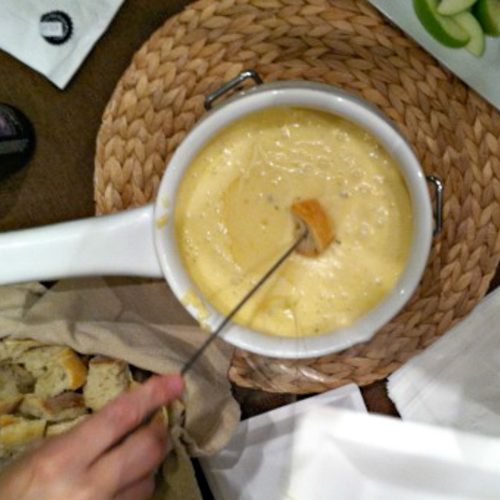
left=0, top=77, right=435, bottom=358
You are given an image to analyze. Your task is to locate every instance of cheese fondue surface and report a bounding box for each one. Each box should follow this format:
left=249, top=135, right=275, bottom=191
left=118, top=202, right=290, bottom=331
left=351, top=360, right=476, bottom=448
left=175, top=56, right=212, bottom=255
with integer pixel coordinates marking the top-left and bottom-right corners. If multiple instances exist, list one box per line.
left=174, top=107, right=413, bottom=337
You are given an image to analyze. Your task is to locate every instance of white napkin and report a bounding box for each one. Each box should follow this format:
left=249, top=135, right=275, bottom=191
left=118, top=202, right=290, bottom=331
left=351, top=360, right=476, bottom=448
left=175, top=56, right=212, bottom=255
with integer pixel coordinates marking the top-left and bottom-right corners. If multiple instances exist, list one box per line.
left=388, top=287, right=500, bottom=437
left=0, top=0, right=125, bottom=89
left=287, top=407, right=500, bottom=500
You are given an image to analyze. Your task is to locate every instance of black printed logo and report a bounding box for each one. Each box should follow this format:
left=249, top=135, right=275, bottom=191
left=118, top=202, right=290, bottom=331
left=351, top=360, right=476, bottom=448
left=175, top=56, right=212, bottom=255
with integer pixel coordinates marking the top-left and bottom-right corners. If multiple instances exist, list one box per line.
left=40, top=11, right=73, bottom=45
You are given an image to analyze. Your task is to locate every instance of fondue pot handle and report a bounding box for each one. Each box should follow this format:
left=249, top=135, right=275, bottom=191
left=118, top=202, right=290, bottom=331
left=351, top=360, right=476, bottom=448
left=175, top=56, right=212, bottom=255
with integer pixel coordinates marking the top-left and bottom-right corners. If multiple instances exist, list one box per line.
left=204, top=69, right=263, bottom=110
left=427, top=175, right=444, bottom=235
left=0, top=204, right=163, bottom=285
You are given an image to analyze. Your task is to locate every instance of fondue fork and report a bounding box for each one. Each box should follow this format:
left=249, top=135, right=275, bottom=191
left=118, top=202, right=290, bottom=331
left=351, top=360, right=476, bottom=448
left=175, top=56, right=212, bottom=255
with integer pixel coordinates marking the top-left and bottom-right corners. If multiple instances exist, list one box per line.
left=181, top=232, right=306, bottom=375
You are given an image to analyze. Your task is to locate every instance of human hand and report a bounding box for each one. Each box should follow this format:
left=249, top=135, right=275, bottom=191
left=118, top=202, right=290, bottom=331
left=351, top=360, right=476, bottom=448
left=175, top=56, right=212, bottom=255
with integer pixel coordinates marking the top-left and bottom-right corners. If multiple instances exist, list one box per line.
left=0, top=373, right=184, bottom=500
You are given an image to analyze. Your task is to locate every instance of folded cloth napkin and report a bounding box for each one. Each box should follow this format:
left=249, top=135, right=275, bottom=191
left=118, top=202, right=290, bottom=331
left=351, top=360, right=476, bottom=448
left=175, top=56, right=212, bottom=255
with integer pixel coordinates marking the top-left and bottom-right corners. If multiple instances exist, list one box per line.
left=0, top=278, right=241, bottom=499
left=0, top=0, right=124, bottom=88
left=388, top=287, right=500, bottom=437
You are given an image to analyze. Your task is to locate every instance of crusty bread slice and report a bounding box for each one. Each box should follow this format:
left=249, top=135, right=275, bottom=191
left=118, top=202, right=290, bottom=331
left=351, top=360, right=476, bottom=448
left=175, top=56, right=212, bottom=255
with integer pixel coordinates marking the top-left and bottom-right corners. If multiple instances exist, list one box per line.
left=0, top=366, right=24, bottom=415
left=19, top=346, right=68, bottom=376
left=0, top=363, right=35, bottom=394
left=19, top=346, right=88, bottom=397
left=0, top=395, right=22, bottom=416
left=19, top=392, right=88, bottom=422
left=46, top=415, right=88, bottom=437
left=83, top=356, right=131, bottom=411
left=0, top=415, right=46, bottom=459
left=0, top=339, right=43, bottom=363
left=291, top=199, right=334, bottom=256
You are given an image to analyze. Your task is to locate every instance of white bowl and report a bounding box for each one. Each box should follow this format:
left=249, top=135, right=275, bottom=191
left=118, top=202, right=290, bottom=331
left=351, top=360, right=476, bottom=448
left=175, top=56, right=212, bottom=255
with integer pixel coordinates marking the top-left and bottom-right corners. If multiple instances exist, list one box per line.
left=154, top=80, right=434, bottom=359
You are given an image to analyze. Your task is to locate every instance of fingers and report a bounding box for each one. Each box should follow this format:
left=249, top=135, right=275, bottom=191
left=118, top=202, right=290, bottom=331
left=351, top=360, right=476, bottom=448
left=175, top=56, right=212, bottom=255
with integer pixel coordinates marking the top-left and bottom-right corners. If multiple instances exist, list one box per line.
left=114, top=475, right=156, bottom=500
left=91, top=418, right=168, bottom=493
left=71, top=374, right=183, bottom=463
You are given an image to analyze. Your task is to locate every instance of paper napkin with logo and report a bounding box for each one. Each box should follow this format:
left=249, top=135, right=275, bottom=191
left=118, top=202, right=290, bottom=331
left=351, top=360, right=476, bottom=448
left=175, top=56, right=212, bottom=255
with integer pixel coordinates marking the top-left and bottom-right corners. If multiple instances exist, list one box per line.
left=0, top=0, right=125, bottom=89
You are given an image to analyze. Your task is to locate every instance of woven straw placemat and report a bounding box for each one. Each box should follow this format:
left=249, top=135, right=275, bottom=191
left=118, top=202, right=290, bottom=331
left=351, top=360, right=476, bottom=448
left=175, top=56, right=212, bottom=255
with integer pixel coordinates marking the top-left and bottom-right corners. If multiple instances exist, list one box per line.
left=95, top=0, right=500, bottom=394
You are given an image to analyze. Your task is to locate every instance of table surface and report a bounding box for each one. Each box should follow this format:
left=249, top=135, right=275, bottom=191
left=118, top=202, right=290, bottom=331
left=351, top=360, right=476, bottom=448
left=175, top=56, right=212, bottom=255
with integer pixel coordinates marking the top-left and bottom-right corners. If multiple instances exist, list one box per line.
left=1, top=0, right=498, bottom=431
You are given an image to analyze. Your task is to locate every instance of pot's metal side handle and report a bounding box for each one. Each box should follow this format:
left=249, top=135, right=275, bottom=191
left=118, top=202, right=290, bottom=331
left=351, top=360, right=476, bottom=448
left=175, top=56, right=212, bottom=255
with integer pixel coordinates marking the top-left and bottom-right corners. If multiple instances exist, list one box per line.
left=427, top=175, right=443, bottom=235
left=204, top=69, right=263, bottom=110
left=0, top=204, right=163, bottom=285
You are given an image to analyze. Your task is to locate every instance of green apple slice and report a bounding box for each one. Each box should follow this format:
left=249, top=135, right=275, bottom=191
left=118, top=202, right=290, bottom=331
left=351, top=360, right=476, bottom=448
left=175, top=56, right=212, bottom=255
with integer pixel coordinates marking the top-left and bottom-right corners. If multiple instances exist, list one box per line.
left=473, top=0, right=500, bottom=35
left=438, top=0, right=478, bottom=16
left=454, top=11, right=486, bottom=55
left=414, top=0, right=470, bottom=47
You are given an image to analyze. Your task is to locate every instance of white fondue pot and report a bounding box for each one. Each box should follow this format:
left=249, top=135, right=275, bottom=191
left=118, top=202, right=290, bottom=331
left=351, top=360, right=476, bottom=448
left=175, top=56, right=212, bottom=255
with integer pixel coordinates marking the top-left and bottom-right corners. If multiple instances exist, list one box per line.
left=0, top=71, right=443, bottom=358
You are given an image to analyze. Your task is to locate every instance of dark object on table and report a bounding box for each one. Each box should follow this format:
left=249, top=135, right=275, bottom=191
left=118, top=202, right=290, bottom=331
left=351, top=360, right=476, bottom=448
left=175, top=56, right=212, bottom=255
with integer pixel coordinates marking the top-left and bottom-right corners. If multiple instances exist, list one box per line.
left=0, top=104, right=35, bottom=179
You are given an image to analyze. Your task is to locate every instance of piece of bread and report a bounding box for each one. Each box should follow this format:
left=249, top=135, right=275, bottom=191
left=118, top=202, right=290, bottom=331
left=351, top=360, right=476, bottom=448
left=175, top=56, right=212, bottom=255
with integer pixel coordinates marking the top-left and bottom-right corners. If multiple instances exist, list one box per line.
left=0, top=363, right=35, bottom=394
left=0, top=397, right=22, bottom=416
left=19, top=346, right=88, bottom=397
left=0, top=393, right=22, bottom=416
left=0, top=415, right=46, bottom=459
left=83, top=356, right=131, bottom=411
left=0, top=366, right=24, bottom=415
left=46, top=415, right=88, bottom=437
left=18, top=346, right=67, bottom=375
left=291, top=199, right=334, bottom=256
left=19, top=392, right=88, bottom=422
left=0, top=339, right=43, bottom=363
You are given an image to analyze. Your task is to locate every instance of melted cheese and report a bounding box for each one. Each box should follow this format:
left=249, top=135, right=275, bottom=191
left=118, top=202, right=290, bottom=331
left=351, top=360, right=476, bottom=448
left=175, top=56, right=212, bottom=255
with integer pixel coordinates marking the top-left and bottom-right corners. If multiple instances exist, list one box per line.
left=174, top=107, right=413, bottom=337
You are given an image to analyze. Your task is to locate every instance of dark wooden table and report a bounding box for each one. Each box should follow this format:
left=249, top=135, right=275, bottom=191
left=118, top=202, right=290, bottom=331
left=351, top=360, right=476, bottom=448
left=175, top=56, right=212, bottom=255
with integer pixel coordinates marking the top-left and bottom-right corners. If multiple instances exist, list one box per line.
left=1, top=1, right=498, bottom=487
